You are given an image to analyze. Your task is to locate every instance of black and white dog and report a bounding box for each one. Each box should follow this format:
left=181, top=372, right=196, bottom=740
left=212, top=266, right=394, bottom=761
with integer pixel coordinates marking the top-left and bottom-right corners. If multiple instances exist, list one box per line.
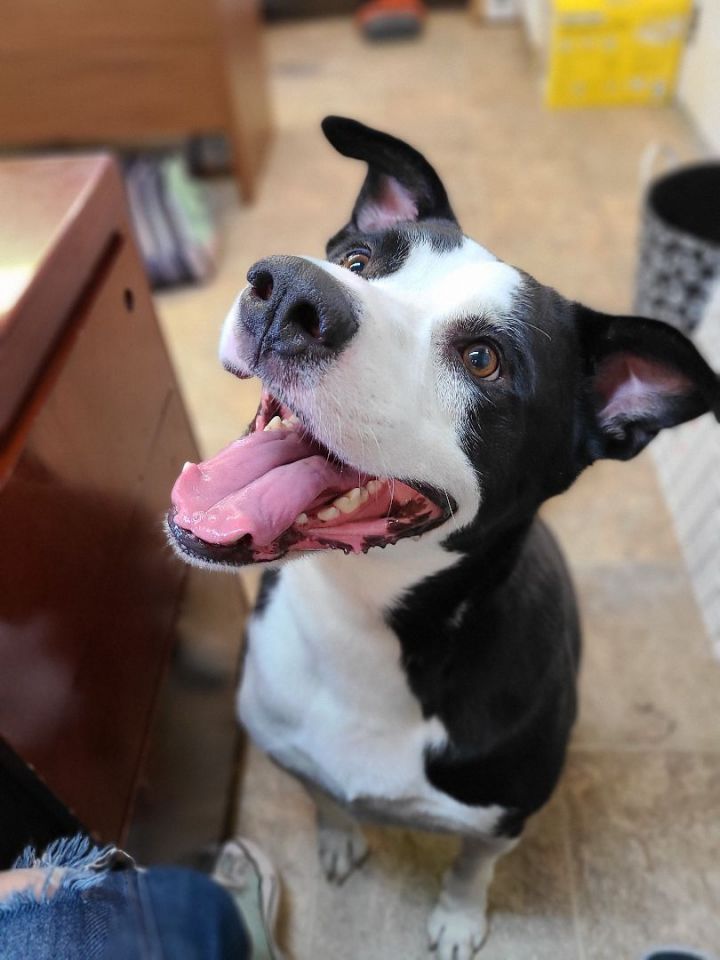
left=168, top=118, right=720, bottom=958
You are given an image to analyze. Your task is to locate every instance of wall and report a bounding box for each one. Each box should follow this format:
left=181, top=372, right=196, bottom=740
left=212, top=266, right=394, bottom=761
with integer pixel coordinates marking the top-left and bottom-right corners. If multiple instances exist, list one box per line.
left=678, top=1, right=720, bottom=151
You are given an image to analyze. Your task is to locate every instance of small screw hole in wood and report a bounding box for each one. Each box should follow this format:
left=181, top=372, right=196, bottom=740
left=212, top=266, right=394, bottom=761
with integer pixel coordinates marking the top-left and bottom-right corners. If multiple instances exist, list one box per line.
left=124, top=288, right=135, bottom=312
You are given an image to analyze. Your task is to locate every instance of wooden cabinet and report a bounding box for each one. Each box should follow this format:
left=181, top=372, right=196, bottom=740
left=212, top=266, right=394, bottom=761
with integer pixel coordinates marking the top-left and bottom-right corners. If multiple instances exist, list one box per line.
left=0, top=156, right=243, bottom=865
left=0, top=0, right=272, bottom=200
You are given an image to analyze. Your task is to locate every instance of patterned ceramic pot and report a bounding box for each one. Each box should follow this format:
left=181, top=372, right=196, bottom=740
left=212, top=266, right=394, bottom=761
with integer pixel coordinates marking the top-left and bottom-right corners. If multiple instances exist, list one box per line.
left=635, top=163, right=720, bottom=333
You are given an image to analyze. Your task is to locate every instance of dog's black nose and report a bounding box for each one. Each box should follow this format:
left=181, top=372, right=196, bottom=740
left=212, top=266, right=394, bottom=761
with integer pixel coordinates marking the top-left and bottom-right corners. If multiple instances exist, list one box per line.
left=241, top=255, right=359, bottom=358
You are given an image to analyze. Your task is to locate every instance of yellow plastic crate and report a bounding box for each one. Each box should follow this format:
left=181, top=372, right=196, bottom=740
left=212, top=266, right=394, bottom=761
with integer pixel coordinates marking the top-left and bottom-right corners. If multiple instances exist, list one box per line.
left=545, top=0, right=692, bottom=108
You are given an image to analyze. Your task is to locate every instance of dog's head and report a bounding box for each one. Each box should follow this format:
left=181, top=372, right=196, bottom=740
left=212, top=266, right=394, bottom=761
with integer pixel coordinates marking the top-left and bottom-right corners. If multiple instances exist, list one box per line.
left=168, top=117, right=720, bottom=568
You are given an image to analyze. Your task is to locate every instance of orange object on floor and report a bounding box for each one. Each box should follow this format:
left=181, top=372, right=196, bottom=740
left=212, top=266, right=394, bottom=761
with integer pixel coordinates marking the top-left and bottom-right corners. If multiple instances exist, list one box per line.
left=356, top=0, right=427, bottom=39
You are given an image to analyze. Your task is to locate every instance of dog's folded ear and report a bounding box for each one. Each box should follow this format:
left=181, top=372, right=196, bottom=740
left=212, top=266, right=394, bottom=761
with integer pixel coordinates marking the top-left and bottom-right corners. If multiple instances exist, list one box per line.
left=322, top=116, right=458, bottom=236
left=577, top=305, right=720, bottom=462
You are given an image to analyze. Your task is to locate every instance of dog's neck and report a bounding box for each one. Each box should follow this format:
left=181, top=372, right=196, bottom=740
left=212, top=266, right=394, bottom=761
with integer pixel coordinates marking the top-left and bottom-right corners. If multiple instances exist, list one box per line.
left=290, top=513, right=536, bottom=622
left=292, top=538, right=460, bottom=620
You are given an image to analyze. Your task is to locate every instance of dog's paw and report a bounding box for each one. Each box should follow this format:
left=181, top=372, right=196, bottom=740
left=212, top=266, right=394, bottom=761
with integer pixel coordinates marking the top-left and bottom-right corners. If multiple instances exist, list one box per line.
left=427, top=900, right=488, bottom=960
left=317, top=823, right=369, bottom=885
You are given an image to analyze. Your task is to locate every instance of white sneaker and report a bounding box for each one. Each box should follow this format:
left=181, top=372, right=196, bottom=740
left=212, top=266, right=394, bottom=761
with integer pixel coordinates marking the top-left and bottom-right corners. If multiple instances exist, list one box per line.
left=212, top=838, right=283, bottom=960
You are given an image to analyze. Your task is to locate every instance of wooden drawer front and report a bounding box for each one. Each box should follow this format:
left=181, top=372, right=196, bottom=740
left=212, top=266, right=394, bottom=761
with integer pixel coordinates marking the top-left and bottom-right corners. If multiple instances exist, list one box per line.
left=0, top=238, right=197, bottom=840
left=27, top=236, right=179, bottom=511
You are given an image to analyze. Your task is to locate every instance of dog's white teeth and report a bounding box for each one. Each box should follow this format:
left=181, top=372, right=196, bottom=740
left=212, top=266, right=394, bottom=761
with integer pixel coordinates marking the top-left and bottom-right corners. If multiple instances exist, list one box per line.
left=333, top=487, right=368, bottom=515
left=264, top=415, right=284, bottom=431
left=295, top=513, right=309, bottom=525
left=301, top=481, right=386, bottom=526
left=263, top=414, right=298, bottom=431
left=182, top=461, right=193, bottom=474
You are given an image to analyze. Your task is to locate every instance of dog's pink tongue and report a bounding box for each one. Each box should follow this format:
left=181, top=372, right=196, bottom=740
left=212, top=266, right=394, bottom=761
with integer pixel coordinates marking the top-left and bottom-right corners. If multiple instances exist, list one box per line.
left=172, top=430, right=343, bottom=546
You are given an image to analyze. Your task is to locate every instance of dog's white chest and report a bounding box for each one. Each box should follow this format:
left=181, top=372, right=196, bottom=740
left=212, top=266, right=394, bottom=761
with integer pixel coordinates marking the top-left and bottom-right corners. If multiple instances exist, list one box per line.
left=237, top=551, right=504, bottom=835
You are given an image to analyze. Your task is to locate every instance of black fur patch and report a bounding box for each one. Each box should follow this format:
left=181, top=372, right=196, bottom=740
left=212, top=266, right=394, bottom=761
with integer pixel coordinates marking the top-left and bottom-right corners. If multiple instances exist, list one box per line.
left=326, top=221, right=462, bottom=281
left=387, top=520, right=580, bottom=838
left=254, top=568, right=281, bottom=616
left=322, top=116, right=458, bottom=230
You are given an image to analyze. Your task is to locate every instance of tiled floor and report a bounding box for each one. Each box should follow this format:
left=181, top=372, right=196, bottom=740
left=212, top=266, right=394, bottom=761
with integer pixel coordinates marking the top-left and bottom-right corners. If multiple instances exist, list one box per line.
left=156, top=12, right=720, bottom=959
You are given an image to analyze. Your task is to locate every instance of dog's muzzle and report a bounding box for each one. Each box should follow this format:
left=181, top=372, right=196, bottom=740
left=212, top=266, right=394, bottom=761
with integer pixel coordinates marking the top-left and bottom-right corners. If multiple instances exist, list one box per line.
left=239, top=255, right=359, bottom=361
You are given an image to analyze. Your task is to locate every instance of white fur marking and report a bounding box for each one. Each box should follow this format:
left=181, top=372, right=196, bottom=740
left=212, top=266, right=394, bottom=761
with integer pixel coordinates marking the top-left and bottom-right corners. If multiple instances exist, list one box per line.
left=239, top=545, right=505, bottom=837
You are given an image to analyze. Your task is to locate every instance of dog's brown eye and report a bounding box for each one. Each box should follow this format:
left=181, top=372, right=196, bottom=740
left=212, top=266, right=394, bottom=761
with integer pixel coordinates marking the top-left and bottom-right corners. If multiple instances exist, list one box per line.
left=463, top=343, right=500, bottom=381
left=340, top=251, right=370, bottom=274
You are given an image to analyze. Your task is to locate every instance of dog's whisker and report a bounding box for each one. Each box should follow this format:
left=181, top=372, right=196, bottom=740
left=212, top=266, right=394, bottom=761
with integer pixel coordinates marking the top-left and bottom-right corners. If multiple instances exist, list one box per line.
left=524, top=320, right=552, bottom=342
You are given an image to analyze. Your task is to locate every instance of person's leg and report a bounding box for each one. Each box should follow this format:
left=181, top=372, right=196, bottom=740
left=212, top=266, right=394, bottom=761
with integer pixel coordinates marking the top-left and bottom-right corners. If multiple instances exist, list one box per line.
left=0, top=836, right=134, bottom=960
left=0, top=834, right=281, bottom=960
left=104, top=865, right=250, bottom=960
left=0, top=867, right=65, bottom=901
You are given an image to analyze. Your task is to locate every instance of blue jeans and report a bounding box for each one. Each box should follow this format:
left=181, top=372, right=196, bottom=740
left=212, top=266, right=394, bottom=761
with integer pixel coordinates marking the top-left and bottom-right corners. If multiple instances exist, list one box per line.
left=0, top=836, right=249, bottom=959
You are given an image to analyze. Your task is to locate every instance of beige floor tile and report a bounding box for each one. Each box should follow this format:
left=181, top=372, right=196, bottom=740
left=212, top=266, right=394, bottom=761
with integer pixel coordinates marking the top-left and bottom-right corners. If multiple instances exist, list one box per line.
left=572, top=560, right=720, bottom=751
left=239, top=746, right=578, bottom=960
left=564, top=751, right=720, bottom=957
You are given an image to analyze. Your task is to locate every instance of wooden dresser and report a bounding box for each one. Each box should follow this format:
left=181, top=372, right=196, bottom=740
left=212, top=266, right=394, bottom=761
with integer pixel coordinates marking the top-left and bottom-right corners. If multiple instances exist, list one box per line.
left=0, top=155, right=243, bottom=865
left=0, top=0, right=272, bottom=200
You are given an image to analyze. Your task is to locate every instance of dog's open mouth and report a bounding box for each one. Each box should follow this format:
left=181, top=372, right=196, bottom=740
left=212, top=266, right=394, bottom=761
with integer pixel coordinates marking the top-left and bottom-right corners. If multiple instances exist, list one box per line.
left=167, top=390, right=451, bottom=566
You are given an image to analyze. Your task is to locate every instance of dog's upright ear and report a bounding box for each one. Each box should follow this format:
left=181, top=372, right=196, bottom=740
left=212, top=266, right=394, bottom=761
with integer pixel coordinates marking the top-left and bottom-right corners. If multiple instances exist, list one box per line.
left=577, top=305, right=720, bottom=462
left=322, top=116, right=458, bottom=239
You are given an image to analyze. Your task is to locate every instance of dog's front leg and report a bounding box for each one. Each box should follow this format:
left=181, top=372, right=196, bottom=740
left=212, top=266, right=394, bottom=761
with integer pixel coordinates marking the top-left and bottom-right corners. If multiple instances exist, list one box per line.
left=428, top=834, right=516, bottom=960
left=306, top=786, right=369, bottom=885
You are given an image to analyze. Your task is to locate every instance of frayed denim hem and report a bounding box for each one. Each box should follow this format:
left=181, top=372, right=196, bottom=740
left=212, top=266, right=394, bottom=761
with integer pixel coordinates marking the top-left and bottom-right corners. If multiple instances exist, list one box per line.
left=1, top=834, right=134, bottom=914
left=14, top=834, right=111, bottom=872
left=1, top=840, right=250, bottom=960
